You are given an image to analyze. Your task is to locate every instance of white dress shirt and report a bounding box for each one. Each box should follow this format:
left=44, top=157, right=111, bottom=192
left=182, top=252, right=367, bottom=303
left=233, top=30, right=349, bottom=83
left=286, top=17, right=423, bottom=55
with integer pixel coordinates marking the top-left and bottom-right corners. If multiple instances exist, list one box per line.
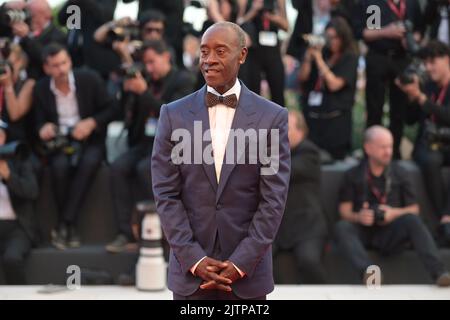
left=190, top=79, right=245, bottom=278
left=0, top=180, right=16, bottom=220
left=50, top=71, right=80, bottom=135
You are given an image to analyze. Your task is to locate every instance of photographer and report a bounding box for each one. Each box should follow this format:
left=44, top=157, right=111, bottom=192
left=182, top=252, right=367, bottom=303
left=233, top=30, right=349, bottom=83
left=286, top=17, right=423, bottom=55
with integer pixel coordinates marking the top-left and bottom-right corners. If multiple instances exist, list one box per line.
left=396, top=41, right=450, bottom=246
left=236, top=0, right=288, bottom=106
left=354, top=0, right=423, bottom=159
left=1, top=0, right=66, bottom=80
left=33, top=44, right=117, bottom=250
left=334, top=126, right=450, bottom=286
left=94, top=10, right=167, bottom=66
left=0, top=127, right=39, bottom=284
left=0, top=43, right=35, bottom=143
left=105, top=39, right=195, bottom=253
left=298, top=17, right=358, bottom=160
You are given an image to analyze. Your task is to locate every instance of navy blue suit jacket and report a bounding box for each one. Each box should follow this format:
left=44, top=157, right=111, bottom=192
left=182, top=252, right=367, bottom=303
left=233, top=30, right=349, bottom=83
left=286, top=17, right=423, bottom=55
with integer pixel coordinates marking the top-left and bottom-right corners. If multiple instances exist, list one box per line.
left=151, top=82, right=290, bottom=298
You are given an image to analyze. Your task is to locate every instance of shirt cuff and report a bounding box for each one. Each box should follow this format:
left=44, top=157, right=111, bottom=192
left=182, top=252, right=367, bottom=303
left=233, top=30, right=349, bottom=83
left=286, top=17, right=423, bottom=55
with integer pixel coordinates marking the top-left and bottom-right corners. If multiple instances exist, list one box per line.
left=190, top=256, right=206, bottom=275
left=232, top=263, right=246, bottom=278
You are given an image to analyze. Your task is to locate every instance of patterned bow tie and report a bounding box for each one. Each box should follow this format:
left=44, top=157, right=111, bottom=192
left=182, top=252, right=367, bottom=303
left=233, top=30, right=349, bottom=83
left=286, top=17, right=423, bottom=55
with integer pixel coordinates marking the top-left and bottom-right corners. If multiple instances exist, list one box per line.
left=205, top=91, right=238, bottom=109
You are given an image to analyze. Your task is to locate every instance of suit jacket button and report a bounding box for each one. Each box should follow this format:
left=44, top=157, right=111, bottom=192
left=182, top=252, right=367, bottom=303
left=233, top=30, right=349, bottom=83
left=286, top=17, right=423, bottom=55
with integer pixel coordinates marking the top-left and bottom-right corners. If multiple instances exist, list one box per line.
left=216, top=204, right=222, bottom=210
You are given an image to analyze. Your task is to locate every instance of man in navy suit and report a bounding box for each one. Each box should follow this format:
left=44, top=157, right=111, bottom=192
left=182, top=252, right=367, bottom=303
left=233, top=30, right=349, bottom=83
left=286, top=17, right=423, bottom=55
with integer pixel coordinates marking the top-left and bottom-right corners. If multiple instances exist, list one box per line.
left=151, top=22, right=290, bottom=300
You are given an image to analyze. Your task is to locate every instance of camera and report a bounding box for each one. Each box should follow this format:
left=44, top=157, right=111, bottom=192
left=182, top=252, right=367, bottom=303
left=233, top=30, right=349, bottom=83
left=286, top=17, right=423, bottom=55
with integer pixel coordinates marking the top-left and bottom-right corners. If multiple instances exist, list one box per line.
left=303, top=34, right=327, bottom=48
left=370, top=204, right=386, bottom=226
left=43, top=128, right=82, bottom=165
left=118, top=62, right=144, bottom=79
left=0, top=141, right=29, bottom=160
left=262, top=0, right=275, bottom=12
left=0, top=7, right=31, bottom=26
left=425, top=121, right=450, bottom=149
left=107, top=22, right=140, bottom=43
left=398, top=59, right=427, bottom=85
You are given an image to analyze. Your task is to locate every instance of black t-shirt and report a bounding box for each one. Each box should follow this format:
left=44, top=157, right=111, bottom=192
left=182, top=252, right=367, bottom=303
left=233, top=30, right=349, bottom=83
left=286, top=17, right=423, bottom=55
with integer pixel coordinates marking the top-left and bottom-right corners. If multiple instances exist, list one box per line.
left=302, top=51, right=358, bottom=113
left=339, top=161, right=417, bottom=211
left=354, top=0, right=423, bottom=54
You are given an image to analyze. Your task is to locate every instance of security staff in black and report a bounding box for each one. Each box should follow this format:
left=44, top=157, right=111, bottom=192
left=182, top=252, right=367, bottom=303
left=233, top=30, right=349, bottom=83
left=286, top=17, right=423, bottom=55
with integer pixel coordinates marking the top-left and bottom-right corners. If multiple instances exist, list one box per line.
left=354, top=0, right=423, bottom=159
left=334, top=126, right=450, bottom=286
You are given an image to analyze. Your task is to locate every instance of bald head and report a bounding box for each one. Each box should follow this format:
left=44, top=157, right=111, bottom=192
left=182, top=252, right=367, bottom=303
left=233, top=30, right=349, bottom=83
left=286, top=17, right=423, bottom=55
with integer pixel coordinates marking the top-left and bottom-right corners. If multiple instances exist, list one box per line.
left=364, top=125, right=393, bottom=144
left=28, top=0, right=52, bottom=17
left=203, top=22, right=247, bottom=50
left=364, top=126, right=394, bottom=167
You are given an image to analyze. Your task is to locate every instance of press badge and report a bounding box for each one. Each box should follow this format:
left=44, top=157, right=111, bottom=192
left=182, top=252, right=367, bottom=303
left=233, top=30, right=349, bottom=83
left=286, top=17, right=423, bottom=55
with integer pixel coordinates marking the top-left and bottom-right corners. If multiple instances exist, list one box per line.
left=145, top=117, right=158, bottom=137
left=308, top=91, right=323, bottom=107
left=258, top=31, right=277, bottom=47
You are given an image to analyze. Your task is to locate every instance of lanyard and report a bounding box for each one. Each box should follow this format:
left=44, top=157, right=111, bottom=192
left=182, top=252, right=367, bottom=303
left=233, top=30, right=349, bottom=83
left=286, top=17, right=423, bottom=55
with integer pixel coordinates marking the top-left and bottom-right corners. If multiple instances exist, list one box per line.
left=366, top=168, right=388, bottom=205
left=387, top=0, right=406, bottom=20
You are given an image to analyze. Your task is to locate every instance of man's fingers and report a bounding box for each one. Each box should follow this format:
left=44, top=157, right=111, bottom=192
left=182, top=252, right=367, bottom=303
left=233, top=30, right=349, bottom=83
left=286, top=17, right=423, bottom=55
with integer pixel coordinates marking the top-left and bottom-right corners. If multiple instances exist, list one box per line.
left=208, top=271, right=232, bottom=284
left=206, top=266, right=221, bottom=273
left=200, top=280, right=231, bottom=292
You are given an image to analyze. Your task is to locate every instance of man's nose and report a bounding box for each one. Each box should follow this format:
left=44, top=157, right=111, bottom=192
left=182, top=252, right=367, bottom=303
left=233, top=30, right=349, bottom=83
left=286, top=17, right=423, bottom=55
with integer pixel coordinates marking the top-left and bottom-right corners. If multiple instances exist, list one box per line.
left=204, top=52, right=218, bottom=65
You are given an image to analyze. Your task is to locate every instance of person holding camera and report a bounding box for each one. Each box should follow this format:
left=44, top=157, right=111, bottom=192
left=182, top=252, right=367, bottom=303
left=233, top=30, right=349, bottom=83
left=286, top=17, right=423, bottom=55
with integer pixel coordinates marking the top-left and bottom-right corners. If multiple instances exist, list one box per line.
left=0, top=43, right=35, bottom=143
left=0, top=126, right=39, bottom=284
left=105, top=39, right=195, bottom=253
left=396, top=41, right=450, bottom=246
left=236, top=0, right=288, bottom=106
left=354, top=0, right=423, bottom=159
left=334, top=125, right=450, bottom=286
left=298, top=17, right=358, bottom=160
left=33, top=44, right=117, bottom=250
left=2, top=0, right=66, bottom=80
left=94, top=10, right=167, bottom=65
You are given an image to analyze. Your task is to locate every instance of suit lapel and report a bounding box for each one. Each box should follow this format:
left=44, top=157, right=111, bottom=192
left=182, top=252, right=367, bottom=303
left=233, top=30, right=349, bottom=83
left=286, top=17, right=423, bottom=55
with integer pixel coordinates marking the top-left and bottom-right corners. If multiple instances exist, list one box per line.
left=215, top=83, right=258, bottom=203
left=185, top=86, right=218, bottom=193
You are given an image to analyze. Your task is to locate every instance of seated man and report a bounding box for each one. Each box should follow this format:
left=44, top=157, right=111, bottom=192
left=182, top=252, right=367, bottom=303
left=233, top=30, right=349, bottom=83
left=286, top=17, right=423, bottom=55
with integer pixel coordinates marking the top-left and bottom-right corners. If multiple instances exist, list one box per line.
left=0, top=127, right=39, bottom=284
left=33, top=43, right=117, bottom=249
left=334, top=125, right=450, bottom=286
left=273, top=110, right=327, bottom=284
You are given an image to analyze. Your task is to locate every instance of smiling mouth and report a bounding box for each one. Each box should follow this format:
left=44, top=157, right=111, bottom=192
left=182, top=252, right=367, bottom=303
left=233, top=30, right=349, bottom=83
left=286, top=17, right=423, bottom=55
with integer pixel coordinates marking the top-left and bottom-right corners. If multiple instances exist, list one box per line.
left=204, top=69, right=220, bottom=74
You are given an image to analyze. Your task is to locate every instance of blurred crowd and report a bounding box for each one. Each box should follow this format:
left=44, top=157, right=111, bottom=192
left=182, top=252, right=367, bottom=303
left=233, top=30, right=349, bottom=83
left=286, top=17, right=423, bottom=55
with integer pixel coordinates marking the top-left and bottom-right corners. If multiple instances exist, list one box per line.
left=0, top=0, right=450, bottom=286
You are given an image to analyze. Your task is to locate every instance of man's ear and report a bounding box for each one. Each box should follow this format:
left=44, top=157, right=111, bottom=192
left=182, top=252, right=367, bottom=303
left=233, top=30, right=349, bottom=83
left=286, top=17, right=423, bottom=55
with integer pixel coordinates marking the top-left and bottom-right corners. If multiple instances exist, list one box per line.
left=239, top=47, right=248, bottom=65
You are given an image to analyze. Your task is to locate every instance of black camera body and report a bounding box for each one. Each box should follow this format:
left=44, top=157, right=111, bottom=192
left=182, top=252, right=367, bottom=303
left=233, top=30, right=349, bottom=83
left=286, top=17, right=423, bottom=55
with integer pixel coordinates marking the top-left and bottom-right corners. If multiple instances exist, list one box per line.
left=0, top=7, right=31, bottom=26
left=425, top=121, right=450, bottom=148
left=398, top=59, right=427, bottom=85
left=44, top=130, right=83, bottom=166
left=370, top=204, right=386, bottom=226
left=118, top=62, right=144, bottom=79
left=107, top=23, right=140, bottom=43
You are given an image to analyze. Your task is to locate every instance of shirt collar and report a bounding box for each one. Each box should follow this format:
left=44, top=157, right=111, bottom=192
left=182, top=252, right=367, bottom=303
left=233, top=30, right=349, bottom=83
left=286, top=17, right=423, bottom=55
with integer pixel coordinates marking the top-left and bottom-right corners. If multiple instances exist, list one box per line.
left=50, top=71, right=76, bottom=96
left=207, top=78, right=241, bottom=101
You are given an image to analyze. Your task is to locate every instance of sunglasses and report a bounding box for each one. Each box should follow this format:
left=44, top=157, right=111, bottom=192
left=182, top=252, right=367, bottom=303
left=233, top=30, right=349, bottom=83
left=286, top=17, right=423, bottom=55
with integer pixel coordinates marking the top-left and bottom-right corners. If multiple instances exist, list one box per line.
left=143, top=27, right=163, bottom=34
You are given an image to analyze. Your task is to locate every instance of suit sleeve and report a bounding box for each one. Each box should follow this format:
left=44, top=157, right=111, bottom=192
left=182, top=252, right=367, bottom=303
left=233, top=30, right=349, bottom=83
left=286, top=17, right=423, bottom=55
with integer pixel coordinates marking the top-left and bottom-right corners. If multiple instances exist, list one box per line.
left=151, top=104, right=207, bottom=274
left=228, top=108, right=291, bottom=278
left=6, top=159, right=39, bottom=201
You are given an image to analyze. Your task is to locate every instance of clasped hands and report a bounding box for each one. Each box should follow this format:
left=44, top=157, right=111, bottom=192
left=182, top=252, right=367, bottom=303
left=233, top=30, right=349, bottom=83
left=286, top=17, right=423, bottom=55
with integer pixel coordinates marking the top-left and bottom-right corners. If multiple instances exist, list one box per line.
left=194, top=257, right=242, bottom=292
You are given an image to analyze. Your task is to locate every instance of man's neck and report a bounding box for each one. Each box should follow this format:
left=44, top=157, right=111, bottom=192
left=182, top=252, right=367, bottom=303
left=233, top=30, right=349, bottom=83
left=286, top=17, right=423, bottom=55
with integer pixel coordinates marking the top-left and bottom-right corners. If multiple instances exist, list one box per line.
left=54, top=77, right=70, bottom=94
left=368, top=159, right=386, bottom=177
left=213, top=78, right=237, bottom=95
